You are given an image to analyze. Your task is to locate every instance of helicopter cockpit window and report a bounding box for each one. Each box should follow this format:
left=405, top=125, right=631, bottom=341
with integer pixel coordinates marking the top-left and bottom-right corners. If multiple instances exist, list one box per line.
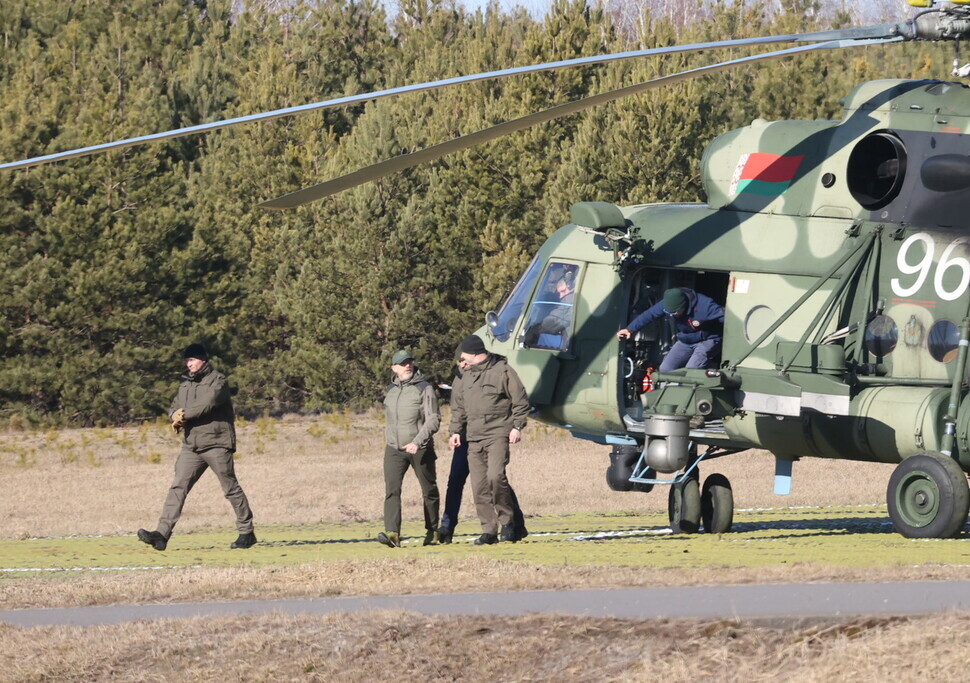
left=489, top=255, right=543, bottom=342
left=521, top=262, right=580, bottom=351
left=864, top=315, right=898, bottom=357
left=928, top=319, right=960, bottom=363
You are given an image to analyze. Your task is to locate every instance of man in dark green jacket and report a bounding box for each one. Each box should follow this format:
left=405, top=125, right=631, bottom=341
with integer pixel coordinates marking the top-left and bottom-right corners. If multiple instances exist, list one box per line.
left=378, top=349, right=441, bottom=548
left=137, top=344, right=255, bottom=551
left=448, top=335, right=530, bottom=545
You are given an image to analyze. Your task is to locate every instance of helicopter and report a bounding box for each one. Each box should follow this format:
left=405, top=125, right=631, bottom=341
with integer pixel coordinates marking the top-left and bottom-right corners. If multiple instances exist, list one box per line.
left=7, top=0, right=970, bottom=539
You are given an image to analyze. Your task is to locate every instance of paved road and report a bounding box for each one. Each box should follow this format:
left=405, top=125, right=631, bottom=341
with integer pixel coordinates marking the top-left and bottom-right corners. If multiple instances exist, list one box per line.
left=4, top=581, right=970, bottom=627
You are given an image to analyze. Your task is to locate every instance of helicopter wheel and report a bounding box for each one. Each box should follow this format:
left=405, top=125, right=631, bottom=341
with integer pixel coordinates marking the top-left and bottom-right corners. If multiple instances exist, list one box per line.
left=701, top=473, right=734, bottom=534
left=887, top=453, right=970, bottom=539
left=668, top=477, right=701, bottom=534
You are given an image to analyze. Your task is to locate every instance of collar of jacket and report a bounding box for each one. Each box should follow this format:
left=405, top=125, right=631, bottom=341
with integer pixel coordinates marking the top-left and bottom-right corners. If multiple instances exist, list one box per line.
left=465, top=354, right=497, bottom=376
left=392, top=369, right=424, bottom=387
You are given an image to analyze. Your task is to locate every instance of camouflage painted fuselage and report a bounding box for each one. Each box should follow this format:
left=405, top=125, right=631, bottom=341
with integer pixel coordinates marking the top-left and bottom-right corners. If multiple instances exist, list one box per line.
left=482, top=79, right=970, bottom=471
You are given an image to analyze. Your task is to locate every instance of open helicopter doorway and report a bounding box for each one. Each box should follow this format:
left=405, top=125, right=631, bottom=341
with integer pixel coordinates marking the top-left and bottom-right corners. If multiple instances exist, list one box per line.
left=620, top=267, right=729, bottom=424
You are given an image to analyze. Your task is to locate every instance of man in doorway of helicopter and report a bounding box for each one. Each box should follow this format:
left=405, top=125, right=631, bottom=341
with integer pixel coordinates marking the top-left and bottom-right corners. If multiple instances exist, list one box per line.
left=438, top=346, right=527, bottom=545
left=448, top=334, right=530, bottom=545
left=377, top=349, right=441, bottom=548
left=617, top=287, right=724, bottom=372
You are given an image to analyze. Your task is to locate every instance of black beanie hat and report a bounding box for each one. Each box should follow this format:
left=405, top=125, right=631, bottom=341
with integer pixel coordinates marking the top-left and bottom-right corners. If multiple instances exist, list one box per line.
left=183, top=343, right=208, bottom=361
left=459, top=334, right=487, bottom=355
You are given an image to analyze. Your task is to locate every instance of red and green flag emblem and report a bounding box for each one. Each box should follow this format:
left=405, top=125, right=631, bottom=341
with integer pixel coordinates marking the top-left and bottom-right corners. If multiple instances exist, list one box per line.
left=730, top=152, right=804, bottom=196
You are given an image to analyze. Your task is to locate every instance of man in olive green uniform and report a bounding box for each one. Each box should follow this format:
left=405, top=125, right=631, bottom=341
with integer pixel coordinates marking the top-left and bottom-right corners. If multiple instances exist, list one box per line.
left=137, top=343, right=255, bottom=551
left=448, top=335, right=530, bottom=545
left=378, top=349, right=441, bottom=548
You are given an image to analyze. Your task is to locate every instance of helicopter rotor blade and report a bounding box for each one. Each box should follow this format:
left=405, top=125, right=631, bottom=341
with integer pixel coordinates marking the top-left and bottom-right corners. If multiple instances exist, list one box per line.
left=260, top=37, right=900, bottom=210
left=0, top=25, right=901, bottom=172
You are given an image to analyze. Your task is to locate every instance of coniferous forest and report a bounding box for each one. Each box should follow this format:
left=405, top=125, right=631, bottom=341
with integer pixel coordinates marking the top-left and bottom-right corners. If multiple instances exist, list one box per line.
left=0, top=0, right=948, bottom=424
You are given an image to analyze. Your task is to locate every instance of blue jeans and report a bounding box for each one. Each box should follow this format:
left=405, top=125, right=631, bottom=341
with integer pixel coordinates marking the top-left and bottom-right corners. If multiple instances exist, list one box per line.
left=659, top=338, right=721, bottom=372
left=440, top=442, right=525, bottom=533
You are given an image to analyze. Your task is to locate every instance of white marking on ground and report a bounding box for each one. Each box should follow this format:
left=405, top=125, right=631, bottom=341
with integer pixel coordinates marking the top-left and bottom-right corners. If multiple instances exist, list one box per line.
left=0, top=566, right=199, bottom=573
left=736, top=504, right=885, bottom=512
left=569, top=528, right=672, bottom=541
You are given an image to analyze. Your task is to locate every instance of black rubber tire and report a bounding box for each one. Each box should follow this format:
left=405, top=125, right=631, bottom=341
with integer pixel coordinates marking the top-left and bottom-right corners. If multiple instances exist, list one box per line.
left=701, top=473, right=734, bottom=534
left=668, top=477, right=701, bottom=534
left=887, top=452, right=970, bottom=539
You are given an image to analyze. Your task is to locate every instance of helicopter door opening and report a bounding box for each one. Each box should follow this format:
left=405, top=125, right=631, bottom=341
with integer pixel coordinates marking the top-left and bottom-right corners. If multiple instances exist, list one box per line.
left=620, top=268, right=729, bottom=420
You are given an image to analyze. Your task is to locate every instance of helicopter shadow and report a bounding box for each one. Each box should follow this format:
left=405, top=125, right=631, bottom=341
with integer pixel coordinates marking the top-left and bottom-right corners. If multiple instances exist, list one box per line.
left=566, top=514, right=970, bottom=542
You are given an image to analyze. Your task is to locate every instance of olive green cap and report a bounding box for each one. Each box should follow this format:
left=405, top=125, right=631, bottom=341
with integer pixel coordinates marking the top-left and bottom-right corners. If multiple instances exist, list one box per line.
left=391, top=349, right=414, bottom=365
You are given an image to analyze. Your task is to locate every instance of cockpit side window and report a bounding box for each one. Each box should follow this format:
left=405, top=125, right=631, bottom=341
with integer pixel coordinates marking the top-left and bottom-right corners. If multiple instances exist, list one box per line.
left=521, top=261, right=580, bottom=351
left=489, top=255, right=543, bottom=342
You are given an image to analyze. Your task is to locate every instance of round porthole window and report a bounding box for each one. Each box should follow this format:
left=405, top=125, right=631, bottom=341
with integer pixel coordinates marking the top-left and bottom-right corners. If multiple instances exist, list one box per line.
left=743, top=305, right=776, bottom=347
left=864, top=315, right=898, bottom=357
left=928, top=319, right=960, bottom=363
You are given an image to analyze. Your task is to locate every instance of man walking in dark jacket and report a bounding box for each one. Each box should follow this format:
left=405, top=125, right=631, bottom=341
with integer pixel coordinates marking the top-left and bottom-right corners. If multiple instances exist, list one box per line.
left=137, top=344, right=255, bottom=551
left=439, top=346, right=527, bottom=544
left=448, top=335, right=530, bottom=545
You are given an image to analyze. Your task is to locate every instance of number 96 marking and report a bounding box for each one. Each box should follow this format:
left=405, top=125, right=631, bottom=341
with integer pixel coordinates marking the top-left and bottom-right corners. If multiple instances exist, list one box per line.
left=891, top=232, right=970, bottom=302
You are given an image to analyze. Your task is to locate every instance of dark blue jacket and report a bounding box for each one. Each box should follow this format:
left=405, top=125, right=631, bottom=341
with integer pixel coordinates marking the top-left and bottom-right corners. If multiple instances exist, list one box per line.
left=626, top=288, right=724, bottom=344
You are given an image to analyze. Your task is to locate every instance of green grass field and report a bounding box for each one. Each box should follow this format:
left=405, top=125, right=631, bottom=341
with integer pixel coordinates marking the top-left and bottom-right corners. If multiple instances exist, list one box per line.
left=4, top=505, right=968, bottom=578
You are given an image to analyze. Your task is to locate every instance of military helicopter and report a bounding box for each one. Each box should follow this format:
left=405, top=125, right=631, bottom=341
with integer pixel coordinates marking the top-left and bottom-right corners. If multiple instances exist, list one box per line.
left=8, top=0, right=970, bottom=539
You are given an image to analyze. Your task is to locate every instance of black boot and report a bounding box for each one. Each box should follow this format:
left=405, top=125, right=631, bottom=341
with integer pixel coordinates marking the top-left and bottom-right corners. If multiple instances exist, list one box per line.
left=474, top=533, right=498, bottom=546
left=438, top=526, right=454, bottom=544
left=231, top=532, right=258, bottom=549
left=137, top=528, right=168, bottom=551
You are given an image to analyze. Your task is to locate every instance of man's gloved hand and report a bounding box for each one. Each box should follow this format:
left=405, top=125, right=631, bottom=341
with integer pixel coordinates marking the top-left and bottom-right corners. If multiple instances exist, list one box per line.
left=171, top=408, right=185, bottom=434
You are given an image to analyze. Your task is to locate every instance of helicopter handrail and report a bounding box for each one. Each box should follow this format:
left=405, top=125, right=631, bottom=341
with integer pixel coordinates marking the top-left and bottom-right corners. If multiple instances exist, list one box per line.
left=650, top=370, right=741, bottom=390
left=854, top=376, right=951, bottom=386
left=779, top=230, right=881, bottom=374
left=942, top=317, right=970, bottom=456
left=730, top=229, right=877, bottom=372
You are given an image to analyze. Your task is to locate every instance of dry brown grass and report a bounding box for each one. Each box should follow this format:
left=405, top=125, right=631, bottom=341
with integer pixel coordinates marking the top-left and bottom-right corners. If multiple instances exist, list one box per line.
left=0, top=410, right=891, bottom=540
left=2, top=611, right=969, bottom=681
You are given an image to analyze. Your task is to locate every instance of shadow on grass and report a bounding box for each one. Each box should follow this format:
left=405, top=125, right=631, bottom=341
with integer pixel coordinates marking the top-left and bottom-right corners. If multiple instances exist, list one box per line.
left=562, top=515, right=970, bottom=541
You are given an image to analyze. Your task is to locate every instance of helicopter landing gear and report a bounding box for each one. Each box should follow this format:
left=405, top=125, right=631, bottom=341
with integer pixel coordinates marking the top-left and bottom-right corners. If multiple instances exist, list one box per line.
left=607, top=444, right=653, bottom=493
left=701, top=473, right=733, bottom=534
left=887, top=453, right=970, bottom=539
left=668, top=474, right=701, bottom=534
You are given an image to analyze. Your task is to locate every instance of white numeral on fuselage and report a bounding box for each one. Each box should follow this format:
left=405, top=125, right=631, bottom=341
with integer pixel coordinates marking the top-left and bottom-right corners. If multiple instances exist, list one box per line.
left=891, top=232, right=970, bottom=301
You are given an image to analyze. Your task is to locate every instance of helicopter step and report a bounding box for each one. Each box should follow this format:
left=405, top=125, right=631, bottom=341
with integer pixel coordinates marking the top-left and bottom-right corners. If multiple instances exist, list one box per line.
left=623, top=413, right=729, bottom=439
